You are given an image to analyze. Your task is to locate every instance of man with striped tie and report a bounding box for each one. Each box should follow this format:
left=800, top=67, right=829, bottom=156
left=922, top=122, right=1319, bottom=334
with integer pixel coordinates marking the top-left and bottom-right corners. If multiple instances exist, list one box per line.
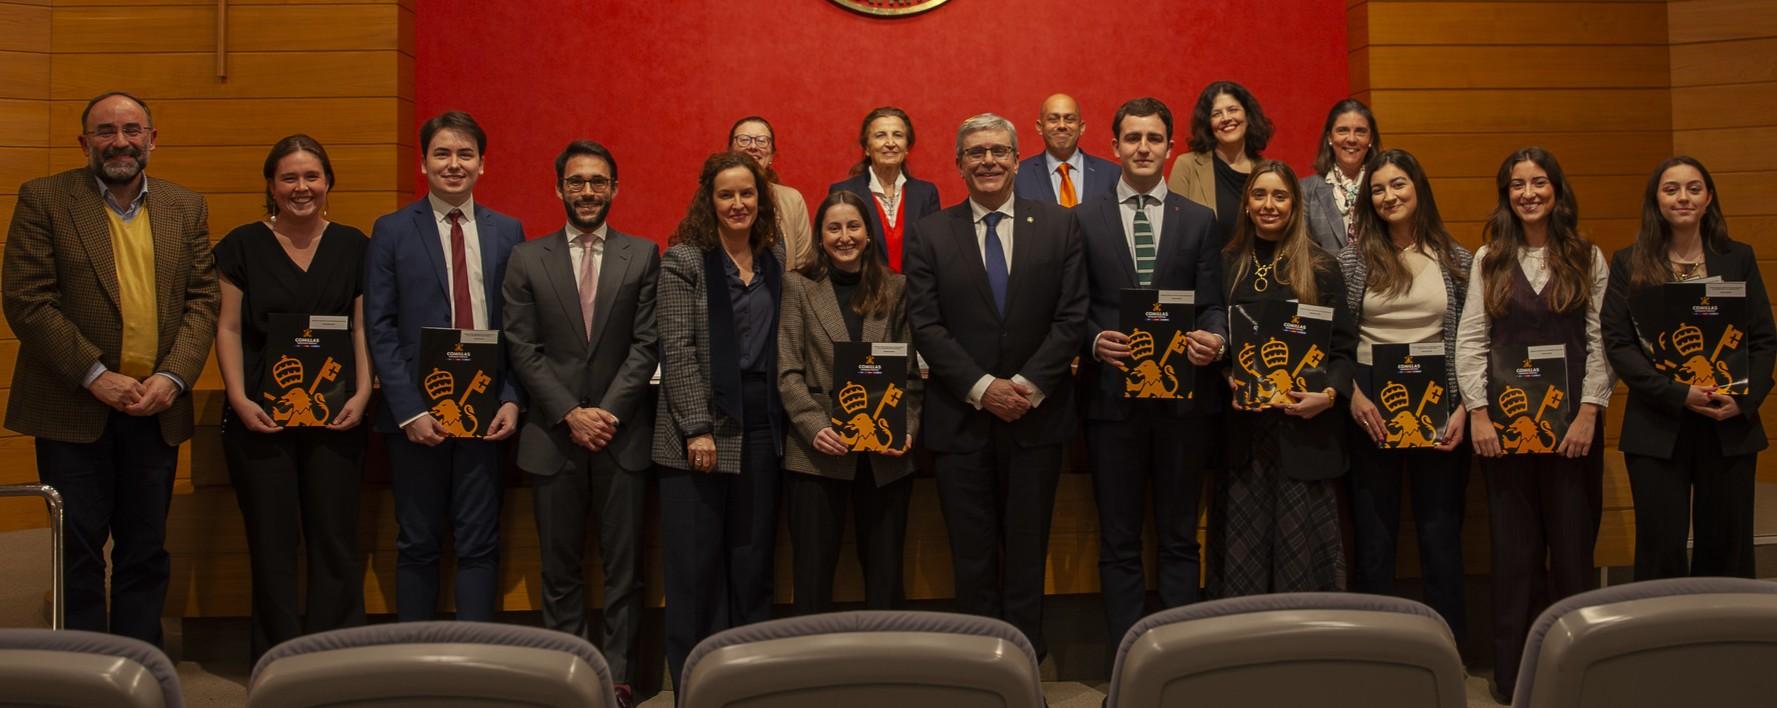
left=1077, top=97, right=1226, bottom=665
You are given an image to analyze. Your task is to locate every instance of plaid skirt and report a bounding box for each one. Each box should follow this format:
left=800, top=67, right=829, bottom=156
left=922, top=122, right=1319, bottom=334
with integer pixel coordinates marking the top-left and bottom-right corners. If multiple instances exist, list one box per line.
left=1207, top=413, right=1347, bottom=597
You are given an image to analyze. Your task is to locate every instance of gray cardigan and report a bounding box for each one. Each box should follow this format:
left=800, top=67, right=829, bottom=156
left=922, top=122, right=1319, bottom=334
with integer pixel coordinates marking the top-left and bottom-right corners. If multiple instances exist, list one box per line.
left=1336, top=239, right=1474, bottom=401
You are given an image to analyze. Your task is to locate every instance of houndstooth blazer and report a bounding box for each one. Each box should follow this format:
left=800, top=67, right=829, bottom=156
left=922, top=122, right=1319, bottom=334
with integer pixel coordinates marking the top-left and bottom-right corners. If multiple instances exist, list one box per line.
left=2, top=168, right=218, bottom=445
left=1336, top=238, right=1473, bottom=402
left=651, top=241, right=784, bottom=474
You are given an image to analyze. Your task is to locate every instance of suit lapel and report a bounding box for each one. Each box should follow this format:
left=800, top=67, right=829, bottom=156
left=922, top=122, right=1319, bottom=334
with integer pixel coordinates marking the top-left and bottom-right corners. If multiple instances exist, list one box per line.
left=476, top=205, right=502, bottom=324
left=70, top=174, right=121, bottom=309
left=146, top=183, right=182, bottom=331
left=410, top=201, right=450, bottom=300
left=1005, top=201, right=1038, bottom=317
left=538, top=231, right=585, bottom=352
left=954, top=206, right=999, bottom=319
left=810, top=277, right=852, bottom=344
left=586, top=232, right=632, bottom=354
left=861, top=279, right=893, bottom=342
left=1098, top=197, right=1137, bottom=286
left=1151, top=197, right=1186, bottom=284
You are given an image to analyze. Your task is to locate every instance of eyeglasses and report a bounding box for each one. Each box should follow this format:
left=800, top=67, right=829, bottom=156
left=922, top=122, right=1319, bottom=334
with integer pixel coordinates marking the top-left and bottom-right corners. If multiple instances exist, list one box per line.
left=732, top=135, right=773, bottom=148
left=960, top=145, right=1015, bottom=163
left=563, top=176, right=615, bottom=193
left=88, top=124, right=148, bottom=139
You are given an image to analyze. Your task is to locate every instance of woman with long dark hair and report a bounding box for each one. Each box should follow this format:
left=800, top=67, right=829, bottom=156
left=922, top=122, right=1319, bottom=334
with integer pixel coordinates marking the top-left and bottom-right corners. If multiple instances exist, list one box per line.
left=1303, top=99, right=1381, bottom=253
left=214, top=134, right=370, bottom=662
left=1211, top=160, right=1356, bottom=597
left=828, top=107, right=942, bottom=272
left=653, top=151, right=785, bottom=684
left=778, top=190, right=922, bottom=614
left=1167, top=80, right=1276, bottom=241
left=1602, top=156, right=1776, bottom=581
left=1337, top=148, right=1471, bottom=642
left=1454, top=146, right=1612, bottom=703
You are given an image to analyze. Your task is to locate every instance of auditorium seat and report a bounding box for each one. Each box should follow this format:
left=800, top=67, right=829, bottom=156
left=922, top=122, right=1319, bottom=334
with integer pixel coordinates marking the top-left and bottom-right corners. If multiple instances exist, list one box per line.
left=1513, top=577, right=1777, bottom=708
left=0, top=628, right=183, bottom=708
left=1104, top=593, right=1465, bottom=708
left=246, top=621, right=614, bottom=708
left=676, top=610, right=1044, bottom=708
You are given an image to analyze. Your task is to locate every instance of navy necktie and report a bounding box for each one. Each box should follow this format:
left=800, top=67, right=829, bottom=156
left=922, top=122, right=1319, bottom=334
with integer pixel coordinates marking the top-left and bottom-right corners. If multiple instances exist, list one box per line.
left=983, top=211, right=1008, bottom=316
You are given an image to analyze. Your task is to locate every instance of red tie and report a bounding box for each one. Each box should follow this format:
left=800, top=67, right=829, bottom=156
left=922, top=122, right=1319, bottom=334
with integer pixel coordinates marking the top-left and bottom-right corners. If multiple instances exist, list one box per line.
left=447, top=209, right=474, bottom=329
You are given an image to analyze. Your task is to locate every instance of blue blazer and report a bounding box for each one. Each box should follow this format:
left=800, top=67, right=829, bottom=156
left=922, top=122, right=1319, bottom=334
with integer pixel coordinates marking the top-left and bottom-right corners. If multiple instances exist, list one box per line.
left=827, top=172, right=941, bottom=268
left=1014, top=150, right=1120, bottom=204
left=365, top=197, right=527, bottom=432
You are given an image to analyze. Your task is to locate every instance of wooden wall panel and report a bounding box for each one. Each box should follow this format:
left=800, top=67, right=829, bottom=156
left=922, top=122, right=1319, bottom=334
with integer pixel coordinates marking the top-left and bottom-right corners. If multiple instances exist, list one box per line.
left=50, top=4, right=404, bottom=54
left=1365, top=45, right=1669, bottom=90
left=51, top=51, right=408, bottom=101
left=1365, top=2, right=1668, bottom=46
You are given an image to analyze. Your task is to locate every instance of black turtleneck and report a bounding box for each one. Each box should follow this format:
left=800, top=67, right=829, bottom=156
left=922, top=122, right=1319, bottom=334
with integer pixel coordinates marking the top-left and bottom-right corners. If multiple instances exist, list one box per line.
left=829, top=267, right=864, bottom=340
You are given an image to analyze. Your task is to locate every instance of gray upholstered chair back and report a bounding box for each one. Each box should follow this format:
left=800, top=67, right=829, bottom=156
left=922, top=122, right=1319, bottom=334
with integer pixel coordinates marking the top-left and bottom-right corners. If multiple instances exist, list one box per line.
left=246, top=621, right=613, bottom=708
left=677, top=610, right=1044, bottom=708
left=1105, top=593, right=1465, bottom=708
left=1515, top=577, right=1777, bottom=708
left=0, top=628, right=183, bottom=708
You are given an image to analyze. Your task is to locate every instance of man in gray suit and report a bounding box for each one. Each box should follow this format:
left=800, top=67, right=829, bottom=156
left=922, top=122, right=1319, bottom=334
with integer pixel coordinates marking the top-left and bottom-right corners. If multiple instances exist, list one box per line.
left=502, top=140, right=658, bottom=708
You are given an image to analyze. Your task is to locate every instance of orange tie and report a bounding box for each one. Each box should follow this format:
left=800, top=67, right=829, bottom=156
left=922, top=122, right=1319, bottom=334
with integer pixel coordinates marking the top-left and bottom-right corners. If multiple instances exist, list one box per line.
left=1057, top=162, right=1079, bottom=208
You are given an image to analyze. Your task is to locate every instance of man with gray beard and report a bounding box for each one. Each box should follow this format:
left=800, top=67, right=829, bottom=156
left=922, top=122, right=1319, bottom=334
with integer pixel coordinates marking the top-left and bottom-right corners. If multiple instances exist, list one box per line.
left=2, top=91, right=218, bottom=646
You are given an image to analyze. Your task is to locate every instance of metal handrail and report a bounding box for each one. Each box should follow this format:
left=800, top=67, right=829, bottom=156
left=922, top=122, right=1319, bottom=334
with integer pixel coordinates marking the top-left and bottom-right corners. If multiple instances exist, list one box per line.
left=0, top=484, right=64, bottom=629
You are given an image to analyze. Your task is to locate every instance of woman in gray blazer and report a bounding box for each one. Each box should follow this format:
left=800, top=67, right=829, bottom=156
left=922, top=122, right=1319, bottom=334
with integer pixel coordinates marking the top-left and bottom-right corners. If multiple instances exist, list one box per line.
left=778, top=190, right=923, bottom=615
left=1301, top=99, right=1381, bottom=254
left=653, top=151, right=786, bottom=685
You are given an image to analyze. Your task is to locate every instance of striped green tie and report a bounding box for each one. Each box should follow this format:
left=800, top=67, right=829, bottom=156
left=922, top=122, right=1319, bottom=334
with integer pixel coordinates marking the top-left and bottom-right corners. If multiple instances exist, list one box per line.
left=1132, top=195, right=1156, bottom=286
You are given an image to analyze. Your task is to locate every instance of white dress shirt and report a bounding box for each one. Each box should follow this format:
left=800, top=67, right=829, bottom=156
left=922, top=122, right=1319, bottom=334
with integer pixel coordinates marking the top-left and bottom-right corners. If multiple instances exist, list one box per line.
left=963, top=196, right=1044, bottom=409
left=1454, top=243, right=1615, bottom=411
left=565, top=221, right=607, bottom=291
left=1115, top=178, right=1169, bottom=256
left=429, top=192, right=489, bottom=330
left=1045, top=150, right=1087, bottom=202
left=867, top=168, right=908, bottom=226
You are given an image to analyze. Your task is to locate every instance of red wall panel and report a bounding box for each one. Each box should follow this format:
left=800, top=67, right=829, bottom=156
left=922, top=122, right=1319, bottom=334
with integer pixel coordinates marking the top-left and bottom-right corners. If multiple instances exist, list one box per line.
left=416, top=0, right=1350, bottom=242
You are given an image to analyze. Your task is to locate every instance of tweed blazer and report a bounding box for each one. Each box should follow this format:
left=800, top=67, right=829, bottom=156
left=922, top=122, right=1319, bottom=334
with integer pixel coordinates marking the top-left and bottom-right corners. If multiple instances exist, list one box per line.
left=651, top=241, right=784, bottom=474
left=1336, top=239, right=1473, bottom=402
left=1164, top=151, right=1217, bottom=215
left=777, top=270, right=922, bottom=484
left=2, top=168, right=218, bottom=445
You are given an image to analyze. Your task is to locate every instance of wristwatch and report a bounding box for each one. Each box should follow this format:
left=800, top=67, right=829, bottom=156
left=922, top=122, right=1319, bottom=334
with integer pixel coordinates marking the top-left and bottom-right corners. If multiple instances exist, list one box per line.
left=1322, top=386, right=1338, bottom=403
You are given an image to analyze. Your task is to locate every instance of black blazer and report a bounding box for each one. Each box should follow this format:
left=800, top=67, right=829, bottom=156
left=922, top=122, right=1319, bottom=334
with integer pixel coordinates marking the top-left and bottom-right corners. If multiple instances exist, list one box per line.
left=828, top=173, right=942, bottom=267
left=1601, top=242, right=1776, bottom=458
left=1222, top=253, right=1357, bottom=481
left=1077, top=189, right=1226, bottom=419
left=502, top=228, right=660, bottom=474
left=904, top=198, right=1089, bottom=453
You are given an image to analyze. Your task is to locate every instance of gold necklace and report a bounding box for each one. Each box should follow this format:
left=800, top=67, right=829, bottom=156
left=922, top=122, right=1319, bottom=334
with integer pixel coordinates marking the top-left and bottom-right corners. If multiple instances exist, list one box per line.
left=1670, top=258, right=1704, bottom=281
left=1250, top=249, right=1281, bottom=293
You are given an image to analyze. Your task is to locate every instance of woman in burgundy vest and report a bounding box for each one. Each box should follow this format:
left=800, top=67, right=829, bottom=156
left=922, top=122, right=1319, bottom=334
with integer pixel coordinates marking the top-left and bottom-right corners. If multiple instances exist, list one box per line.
left=1454, top=147, right=1612, bottom=705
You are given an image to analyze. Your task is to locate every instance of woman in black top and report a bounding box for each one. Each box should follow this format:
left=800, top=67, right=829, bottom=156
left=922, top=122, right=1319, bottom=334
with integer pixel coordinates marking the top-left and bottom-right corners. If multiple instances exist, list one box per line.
left=1166, top=81, right=1276, bottom=241
left=1211, top=160, right=1356, bottom=597
left=1602, top=156, right=1777, bottom=581
left=214, top=134, right=371, bottom=663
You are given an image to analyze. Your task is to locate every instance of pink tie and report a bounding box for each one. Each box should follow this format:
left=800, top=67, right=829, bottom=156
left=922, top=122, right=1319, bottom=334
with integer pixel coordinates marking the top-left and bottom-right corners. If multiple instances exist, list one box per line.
left=577, top=233, right=600, bottom=340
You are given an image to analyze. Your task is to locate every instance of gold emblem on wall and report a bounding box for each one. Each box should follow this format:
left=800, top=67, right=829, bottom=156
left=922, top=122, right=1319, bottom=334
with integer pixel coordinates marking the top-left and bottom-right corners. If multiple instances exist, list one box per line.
left=830, top=380, right=902, bottom=452
left=830, top=0, right=951, bottom=17
left=263, top=354, right=341, bottom=427
left=424, top=367, right=492, bottom=437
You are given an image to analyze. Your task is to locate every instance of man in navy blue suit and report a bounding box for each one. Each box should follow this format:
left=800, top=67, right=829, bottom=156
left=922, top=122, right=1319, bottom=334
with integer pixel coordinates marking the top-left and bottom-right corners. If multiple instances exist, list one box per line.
left=1013, top=93, right=1120, bottom=207
left=1077, top=97, right=1225, bottom=661
left=365, top=111, right=525, bottom=621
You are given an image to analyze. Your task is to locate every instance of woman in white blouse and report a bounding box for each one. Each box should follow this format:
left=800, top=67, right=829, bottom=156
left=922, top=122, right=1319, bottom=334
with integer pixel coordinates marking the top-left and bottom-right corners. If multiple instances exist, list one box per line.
left=1453, top=146, right=1613, bottom=704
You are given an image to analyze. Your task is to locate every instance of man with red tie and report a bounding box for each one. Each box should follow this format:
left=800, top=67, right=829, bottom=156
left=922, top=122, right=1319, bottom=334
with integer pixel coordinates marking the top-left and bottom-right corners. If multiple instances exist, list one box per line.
left=365, top=111, right=525, bottom=621
left=1013, top=93, right=1121, bottom=207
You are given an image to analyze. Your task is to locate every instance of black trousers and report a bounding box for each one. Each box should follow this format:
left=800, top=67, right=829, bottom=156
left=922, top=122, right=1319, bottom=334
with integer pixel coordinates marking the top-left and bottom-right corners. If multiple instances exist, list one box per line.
left=1483, top=449, right=1602, bottom=693
left=386, top=434, right=503, bottom=622
left=934, top=427, right=1064, bottom=657
left=223, top=421, right=367, bottom=662
left=661, top=375, right=781, bottom=686
left=35, top=411, right=177, bottom=646
left=1086, top=414, right=1204, bottom=654
left=785, top=459, right=913, bottom=615
left=1346, top=440, right=1469, bottom=643
left=1625, top=413, right=1757, bottom=580
left=529, top=451, right=646, bottom=682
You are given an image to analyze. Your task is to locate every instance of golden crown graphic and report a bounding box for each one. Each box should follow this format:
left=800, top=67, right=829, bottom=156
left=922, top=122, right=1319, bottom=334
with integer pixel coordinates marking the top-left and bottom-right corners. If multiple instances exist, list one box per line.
left=1498, top=385, right=1530, bottom=418
left=1380, top=381, right=1411, bottom=413
left=1673, top=322, right=1705, bottom=357
left=838, top=381, right=870, bottom=415
left=271, top=355, right=305, bottom=389
left=1260, top=337, right=1290, bottom=369
left=1129, top=329, right=1156, bottom=360
left=424, top=368, right=455, bottom=400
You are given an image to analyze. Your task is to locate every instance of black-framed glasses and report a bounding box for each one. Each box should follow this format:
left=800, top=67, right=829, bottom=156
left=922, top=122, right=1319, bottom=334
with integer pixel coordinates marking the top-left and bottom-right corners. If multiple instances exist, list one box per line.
left=563, top=176, right=615, bottom=193
left=960, top=145, right=1015, bottom=163
left=732, top=135, right=773, bottom=148
left=88, top=125, right=147, bottom=139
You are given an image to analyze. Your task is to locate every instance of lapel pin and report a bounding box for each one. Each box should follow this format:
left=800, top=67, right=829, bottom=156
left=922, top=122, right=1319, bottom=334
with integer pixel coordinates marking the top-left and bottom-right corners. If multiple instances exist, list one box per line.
left=1026, top=216, right=1034, bottom=223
